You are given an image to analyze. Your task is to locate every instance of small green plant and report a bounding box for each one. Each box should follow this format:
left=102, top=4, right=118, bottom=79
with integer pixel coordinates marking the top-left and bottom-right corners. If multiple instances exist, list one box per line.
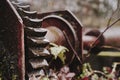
left=49, top=43, right=69, bottom=64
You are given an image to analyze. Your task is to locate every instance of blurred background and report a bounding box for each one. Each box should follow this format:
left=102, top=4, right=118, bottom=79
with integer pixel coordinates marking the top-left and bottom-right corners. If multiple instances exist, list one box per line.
left=14, top=0, right=120, bottom=28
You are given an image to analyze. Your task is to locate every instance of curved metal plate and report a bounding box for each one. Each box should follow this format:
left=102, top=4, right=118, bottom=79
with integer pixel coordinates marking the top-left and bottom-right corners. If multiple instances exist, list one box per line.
left=42, top=15, right=78, bottom=49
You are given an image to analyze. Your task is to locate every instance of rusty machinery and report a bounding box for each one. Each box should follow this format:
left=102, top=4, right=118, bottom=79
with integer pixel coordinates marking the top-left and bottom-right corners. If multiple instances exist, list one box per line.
left=0, top=0, right=120, bottom=80
left=1, top=0, right=82, bottom=79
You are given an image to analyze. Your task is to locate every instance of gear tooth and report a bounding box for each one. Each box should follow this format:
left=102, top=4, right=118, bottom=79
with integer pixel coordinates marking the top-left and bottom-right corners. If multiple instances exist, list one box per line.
left=17, top=5, right=30, bottom=11
left=12, top=1, right=30, bottom=11
left=27, top=48, right=50, bottom=58
left=24, top=27, right=47, bottom=37
left=17, top=8, right=37, bottom=18
left=29, top=59, right=49, bottom=69
left=12, top=2, right=37, bottom=18
left=26, top=37, right=49, bottom=48
left=28, top=69, right=45, bottom=78
left=23, top=17, right=42, bottom=27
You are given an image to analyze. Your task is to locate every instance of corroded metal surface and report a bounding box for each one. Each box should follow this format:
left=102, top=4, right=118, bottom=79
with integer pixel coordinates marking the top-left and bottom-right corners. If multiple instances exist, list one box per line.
left=0, top=0, right=24, bottom=80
